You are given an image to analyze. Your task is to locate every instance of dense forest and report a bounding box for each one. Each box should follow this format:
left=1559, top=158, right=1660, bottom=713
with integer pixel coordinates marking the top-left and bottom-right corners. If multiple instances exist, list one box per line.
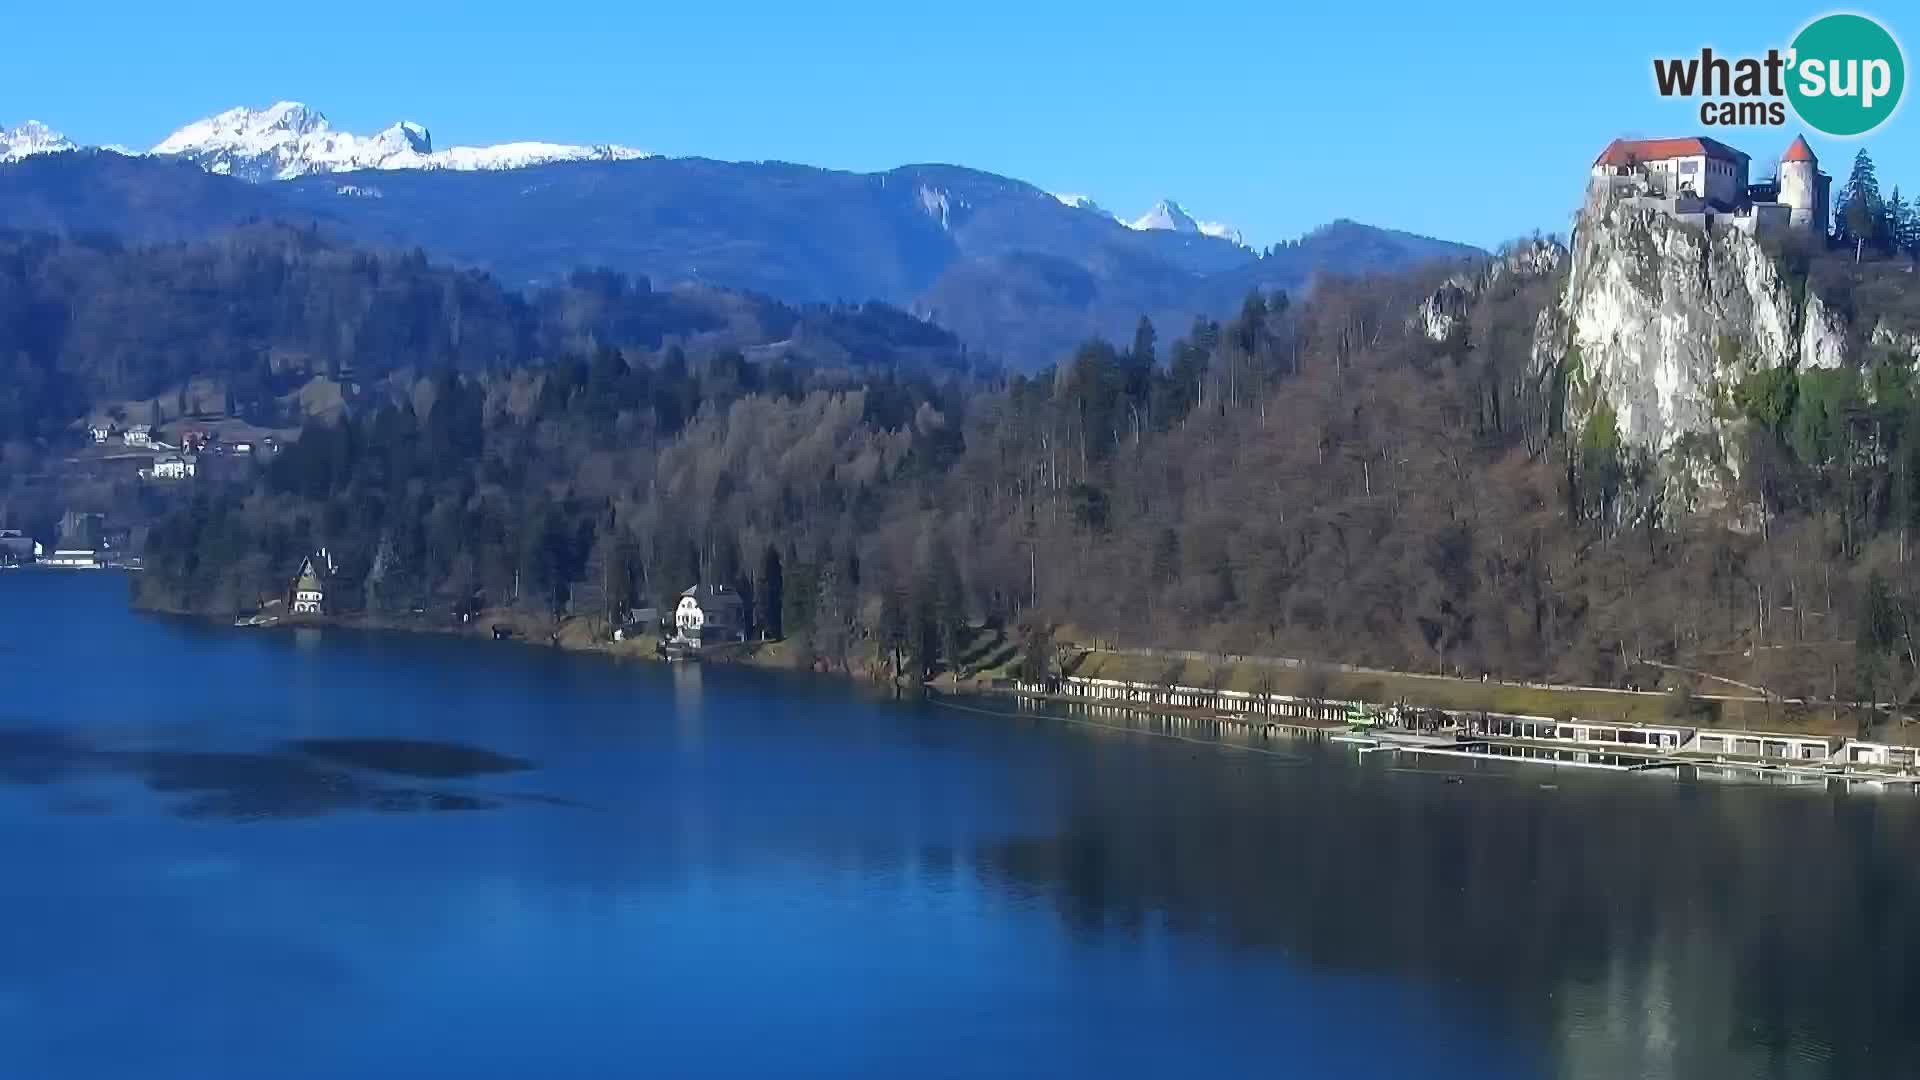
left=0, top=224, right=981, bottom=445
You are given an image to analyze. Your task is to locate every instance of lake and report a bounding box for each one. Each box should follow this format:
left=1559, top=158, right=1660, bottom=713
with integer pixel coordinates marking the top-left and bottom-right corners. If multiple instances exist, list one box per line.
left=2, top=572, right=1918, bottom=1078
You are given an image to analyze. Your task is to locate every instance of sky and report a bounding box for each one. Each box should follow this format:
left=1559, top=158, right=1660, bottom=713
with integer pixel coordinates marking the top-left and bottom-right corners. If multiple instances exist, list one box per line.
left=1, top=1, right=1913, bottom=250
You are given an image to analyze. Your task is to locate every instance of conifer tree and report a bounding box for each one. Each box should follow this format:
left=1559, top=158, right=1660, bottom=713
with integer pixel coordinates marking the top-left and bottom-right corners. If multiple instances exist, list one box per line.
left=1890, top=186, right=1920, bottom=258
left=1837, top=148, right=1885, bottom=249
left=1130, top=316, right=1157, bottom=369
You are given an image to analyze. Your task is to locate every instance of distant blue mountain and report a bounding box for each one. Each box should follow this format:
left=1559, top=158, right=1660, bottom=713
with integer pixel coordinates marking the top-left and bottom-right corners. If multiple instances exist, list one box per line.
left=0, top=151, right=1480, bottom=366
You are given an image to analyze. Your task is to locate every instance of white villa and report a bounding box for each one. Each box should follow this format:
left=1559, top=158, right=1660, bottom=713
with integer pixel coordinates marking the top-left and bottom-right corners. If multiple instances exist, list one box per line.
left=291, top=550, right=333, bottom=615
left=1589, top=134, right=1830, bottom=235
left=122, top=424, right=152, bottom=447
left=673, top=584, right=746, bottom=649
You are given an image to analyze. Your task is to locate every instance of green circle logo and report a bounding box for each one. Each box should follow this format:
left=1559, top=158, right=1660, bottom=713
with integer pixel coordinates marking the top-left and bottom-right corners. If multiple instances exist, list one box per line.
left=1787, top=13, right=1906, bottom=136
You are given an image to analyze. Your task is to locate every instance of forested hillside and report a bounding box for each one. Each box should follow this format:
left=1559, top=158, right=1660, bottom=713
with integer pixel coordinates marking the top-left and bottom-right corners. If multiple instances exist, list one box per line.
left=0, top=224, right=978, bottom=445
left=123, top=220, right=1920, bottom=714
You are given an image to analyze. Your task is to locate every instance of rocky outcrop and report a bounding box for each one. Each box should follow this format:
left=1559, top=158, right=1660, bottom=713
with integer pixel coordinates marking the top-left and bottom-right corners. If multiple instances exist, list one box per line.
left=1545, top=189, right=1916, bottom=522
left=1415, top=236, right=1567, bottom=343
left=1557, top=193, right=1812, bottom=457
left=1417, top=280, right=1474, bottom=341
left=1871, top=319, right=1920, bottom=365
left=1412, top=237, right=1569, bottom=450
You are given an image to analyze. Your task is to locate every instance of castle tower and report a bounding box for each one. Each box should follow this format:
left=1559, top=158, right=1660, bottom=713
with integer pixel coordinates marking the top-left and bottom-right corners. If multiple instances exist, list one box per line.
left=1778, top=135, right=1829, bottom=234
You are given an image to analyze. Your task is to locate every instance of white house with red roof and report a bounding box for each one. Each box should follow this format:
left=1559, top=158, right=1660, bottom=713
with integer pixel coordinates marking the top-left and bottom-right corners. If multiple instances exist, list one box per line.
left=1589, top=134, right=1828, bottom=235
left=1592, top=136, right=1751, bottom=206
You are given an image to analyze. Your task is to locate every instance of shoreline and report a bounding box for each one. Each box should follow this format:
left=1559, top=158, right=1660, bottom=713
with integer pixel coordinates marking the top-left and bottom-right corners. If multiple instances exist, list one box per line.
left=120, top=591, right=1920, bottom=792
left=126, top=594, right=986, bottom=693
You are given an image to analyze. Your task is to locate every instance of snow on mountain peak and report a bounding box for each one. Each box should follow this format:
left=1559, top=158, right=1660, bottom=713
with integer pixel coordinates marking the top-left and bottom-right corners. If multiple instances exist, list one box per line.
left=1052, top=192, right=1115, bottom=218
left=1195, top=220, right=1244, bottom=246
left=149, top=102, right=650, bottom=181
left=1129, top=198, right=1201, bottom=234
left=1055, top=192, right=1247, bottom=247
left=1130, top=199, right=1245, bottom=246
left=0, top=120, right=77, bottom=162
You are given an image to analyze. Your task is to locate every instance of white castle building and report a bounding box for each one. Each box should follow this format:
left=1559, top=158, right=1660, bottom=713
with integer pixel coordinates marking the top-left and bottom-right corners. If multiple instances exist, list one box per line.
left=1589, top=134, right=1829, bottom=235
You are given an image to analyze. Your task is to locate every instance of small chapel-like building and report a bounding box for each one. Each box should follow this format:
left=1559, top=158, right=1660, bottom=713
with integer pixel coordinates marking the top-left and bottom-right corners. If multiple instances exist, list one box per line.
left=290, top=549, right=333, bottom=615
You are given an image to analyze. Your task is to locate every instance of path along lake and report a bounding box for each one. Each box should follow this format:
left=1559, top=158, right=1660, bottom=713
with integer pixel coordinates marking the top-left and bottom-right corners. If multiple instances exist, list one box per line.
left=2, top=572, right=1919, bottom=1079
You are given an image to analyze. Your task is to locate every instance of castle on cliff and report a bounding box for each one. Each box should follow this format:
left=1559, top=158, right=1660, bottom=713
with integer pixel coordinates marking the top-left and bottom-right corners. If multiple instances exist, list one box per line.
left=1588, top=134, right=1830, bottom=236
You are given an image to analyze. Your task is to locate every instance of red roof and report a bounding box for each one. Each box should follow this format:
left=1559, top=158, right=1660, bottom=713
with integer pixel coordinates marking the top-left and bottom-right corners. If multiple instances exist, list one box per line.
left=1782, top=135, right=1817, bottom=163
left=1594, top=137, right=1750, bottom=167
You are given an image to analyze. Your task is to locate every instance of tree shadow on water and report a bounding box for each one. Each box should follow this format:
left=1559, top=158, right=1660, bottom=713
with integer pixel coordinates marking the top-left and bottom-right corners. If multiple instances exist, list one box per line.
left=0, top=726, right=555, bottom=822
left=285, top=737, right=534, bottom=779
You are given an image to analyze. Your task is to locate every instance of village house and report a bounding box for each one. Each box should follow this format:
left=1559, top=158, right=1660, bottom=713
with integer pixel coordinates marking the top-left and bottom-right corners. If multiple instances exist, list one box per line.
left=88, top=424, right=112, bottom=444
left=1589, top=134, right=1830, bottom=235
left=122, top=424, right=152, bottom=447
left=290, top=550, right=333, bottom=615
left=149, top=455, right=197, bottom=480
left=42, top=549, right=100, bottom=569
left=673, top=585, right=746, bottom=648
left=612, top=605, right=661, bottom=641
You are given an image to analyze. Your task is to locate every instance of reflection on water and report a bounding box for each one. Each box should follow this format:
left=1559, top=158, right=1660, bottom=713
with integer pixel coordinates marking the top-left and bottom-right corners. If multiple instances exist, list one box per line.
left=969, top=717, right=1920, bottom=1078
left=2, top=572, right=1918, bottom=1078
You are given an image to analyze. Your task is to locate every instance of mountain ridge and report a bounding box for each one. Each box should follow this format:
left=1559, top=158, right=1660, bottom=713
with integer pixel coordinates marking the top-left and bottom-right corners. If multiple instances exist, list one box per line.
left=11, top=103, right=1255, bottom=245
left=0, top=120, right=77, bottom=162
left=0, top=139, right=1481, bottom=366
left=147, top=101, right=651, bottom=181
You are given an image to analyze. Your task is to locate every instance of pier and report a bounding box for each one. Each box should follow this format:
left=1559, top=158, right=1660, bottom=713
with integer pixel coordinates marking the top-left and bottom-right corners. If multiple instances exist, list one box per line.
left=1007, top=674, right=1920, bottom=792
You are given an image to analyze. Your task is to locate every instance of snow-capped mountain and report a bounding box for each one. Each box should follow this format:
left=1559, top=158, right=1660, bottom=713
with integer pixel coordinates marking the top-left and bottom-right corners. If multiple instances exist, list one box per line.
left=1129, top=199, right=1244, bottom=246
left=0, top=121, right=76, bottom=163
left=1051, top=192, right=1114, bottom=218
left=1052, top=191, right=1245, bottom=247
left=149, top=102, right=649, bottom=182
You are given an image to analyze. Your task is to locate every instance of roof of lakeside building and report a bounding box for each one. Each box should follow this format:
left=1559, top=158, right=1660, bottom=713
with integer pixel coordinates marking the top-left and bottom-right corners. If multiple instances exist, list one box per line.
left=680, top=584, right=744, bottom=606
left=294, top=556, right=326, bottom=593
left=1594, top=137, right=1750, bottom=167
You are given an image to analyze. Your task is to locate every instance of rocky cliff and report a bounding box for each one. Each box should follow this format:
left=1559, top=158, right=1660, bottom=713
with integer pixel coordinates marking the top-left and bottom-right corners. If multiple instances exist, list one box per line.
left=1556, top=191, right=1847, bottom=463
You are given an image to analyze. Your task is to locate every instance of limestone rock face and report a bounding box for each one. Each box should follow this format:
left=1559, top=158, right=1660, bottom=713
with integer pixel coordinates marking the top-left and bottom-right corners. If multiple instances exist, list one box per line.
left=1559, top=194, right=1815, bottom=456
left=1799, top=290, right=1847, bottom=371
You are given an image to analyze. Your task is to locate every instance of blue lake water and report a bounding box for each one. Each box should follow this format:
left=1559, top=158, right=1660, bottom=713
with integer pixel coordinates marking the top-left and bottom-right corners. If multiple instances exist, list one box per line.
left=3, top=571, right=1919, bottom=1078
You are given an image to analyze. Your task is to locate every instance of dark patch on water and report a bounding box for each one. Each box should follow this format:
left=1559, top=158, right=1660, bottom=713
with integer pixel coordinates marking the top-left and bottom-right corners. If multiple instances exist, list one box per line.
left=502, top=791, right=601, bottom=811
left=172, top=785, right=501, bottom=822
left=47, top=795, right=115, bottom=815
left=286, top=737, right=535, bottom=778
left=0, top=726, right=555, bottom=822
left=0, top=728, right=90, bottom=785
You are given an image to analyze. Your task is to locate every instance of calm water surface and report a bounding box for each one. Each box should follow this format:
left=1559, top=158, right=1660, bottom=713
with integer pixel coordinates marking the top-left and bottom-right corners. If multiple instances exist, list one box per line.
left=2, top=573, right=1918, bottom=1079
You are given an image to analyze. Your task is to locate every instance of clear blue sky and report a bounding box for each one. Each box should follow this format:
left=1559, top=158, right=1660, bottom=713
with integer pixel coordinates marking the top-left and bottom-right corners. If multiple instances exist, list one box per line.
left=2, top=1, right=1912, bottom=249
